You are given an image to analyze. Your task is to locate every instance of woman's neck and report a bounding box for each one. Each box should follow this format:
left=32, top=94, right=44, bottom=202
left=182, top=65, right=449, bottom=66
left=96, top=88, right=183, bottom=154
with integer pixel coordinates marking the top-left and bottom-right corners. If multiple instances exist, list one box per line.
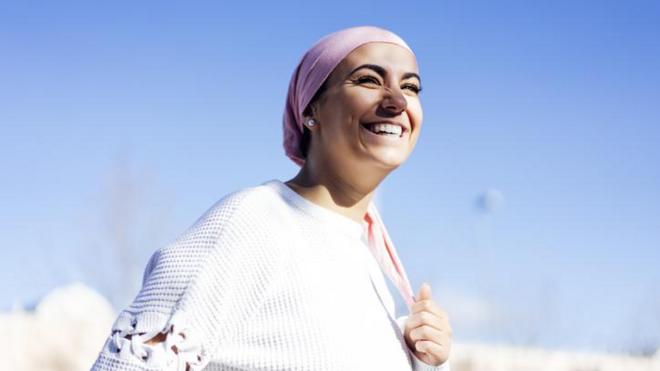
left=285, top=163, right=381, bottom=224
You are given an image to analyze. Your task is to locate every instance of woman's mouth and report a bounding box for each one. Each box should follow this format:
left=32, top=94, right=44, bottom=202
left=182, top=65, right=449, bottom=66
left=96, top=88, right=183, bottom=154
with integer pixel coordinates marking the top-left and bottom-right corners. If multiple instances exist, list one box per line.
left=360, top=122, right=406, bottom=138
left=359, top=122, right=409, bottom=145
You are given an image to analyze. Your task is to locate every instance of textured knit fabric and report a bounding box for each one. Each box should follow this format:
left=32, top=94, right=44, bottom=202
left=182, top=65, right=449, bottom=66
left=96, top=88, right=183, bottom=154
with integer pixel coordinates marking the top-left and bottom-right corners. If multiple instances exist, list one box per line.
left=91, top=179, right=450, bottom=371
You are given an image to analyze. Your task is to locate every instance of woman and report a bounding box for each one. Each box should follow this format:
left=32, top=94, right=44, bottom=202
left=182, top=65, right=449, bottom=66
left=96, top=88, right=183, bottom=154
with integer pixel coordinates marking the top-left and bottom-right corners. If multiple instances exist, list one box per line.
left=92, top=25, right=452, bottom=371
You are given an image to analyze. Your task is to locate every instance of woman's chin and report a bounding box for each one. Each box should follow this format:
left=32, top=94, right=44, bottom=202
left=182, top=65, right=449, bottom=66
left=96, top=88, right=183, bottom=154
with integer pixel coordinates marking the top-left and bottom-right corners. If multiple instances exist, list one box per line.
left=358, top=125, right=414, bottom=169
left=366, top=148, right=410, bottom=169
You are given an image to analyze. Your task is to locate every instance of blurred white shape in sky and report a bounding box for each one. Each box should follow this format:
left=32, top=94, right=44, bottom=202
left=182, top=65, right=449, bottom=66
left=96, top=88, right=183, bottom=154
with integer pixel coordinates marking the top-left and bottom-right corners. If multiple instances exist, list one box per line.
left=475, top=189, right=505, bottom=214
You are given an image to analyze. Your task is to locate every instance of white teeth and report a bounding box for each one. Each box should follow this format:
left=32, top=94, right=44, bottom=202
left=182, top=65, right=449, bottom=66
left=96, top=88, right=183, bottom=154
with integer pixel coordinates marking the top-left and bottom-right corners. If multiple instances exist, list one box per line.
left=367, top=123, right=403, bottom=136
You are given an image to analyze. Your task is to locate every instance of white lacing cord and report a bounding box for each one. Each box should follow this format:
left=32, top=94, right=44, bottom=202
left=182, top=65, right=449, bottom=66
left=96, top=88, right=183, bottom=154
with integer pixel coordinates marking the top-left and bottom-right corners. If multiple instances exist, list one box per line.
left=109, top=313, right=205, bottom=370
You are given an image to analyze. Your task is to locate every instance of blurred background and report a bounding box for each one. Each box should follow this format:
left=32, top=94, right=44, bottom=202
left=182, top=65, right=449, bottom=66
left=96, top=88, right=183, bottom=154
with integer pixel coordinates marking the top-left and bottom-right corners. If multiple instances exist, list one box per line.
left=1, top=0, right=659, bottom=370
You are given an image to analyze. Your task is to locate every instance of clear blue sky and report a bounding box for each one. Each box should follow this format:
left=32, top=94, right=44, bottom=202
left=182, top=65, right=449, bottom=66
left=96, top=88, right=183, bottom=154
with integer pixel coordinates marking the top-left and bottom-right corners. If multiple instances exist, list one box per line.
left=1, top=0, right=659, bottom=355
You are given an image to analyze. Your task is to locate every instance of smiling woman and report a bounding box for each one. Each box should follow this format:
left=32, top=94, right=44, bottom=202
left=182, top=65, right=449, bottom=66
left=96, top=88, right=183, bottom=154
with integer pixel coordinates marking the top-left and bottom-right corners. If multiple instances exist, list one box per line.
left=296, top=43, right=424, bottom=174
left=91, top=25, right=452, bottom=371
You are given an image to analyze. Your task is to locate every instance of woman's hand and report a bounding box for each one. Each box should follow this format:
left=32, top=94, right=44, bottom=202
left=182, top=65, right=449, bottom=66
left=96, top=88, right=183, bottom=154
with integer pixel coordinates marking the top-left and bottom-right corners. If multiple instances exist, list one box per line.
left=403, top=283, right=452, bottom=366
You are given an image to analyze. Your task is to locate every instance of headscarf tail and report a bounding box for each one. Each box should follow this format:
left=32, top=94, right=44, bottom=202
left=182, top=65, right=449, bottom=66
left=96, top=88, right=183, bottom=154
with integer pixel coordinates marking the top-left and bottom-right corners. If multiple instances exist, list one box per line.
left=365, top=203, right=416, bottom=311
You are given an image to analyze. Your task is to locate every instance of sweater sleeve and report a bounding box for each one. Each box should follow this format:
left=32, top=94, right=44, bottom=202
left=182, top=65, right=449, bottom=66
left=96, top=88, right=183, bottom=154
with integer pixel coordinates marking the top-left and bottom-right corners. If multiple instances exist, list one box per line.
left=91, top=191, right=277, bottom=371
left=396, top=315, right=452, bottom=371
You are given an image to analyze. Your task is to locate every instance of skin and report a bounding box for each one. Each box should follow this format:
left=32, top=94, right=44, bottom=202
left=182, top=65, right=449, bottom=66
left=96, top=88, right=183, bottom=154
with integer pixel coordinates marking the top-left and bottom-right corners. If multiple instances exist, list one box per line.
left=285, top=42, right=452, bottom=366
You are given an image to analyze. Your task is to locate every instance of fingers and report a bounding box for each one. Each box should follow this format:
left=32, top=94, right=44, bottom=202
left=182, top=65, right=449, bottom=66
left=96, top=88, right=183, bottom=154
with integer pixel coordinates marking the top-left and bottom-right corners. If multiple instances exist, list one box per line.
left=414, top=339, right=450, bottom=364
left=406, top=311, right=452, bottom=335
left=408, top=325, right=445, bottom=344
left=409, top=325, right=452, bottom=344
left=415, top=282, right=433, bottom=302
left=411, top=297, right=447, bottom=318
left=414, top=339, right=445, bottom=354
left=407, top=283, right=453, bottom=366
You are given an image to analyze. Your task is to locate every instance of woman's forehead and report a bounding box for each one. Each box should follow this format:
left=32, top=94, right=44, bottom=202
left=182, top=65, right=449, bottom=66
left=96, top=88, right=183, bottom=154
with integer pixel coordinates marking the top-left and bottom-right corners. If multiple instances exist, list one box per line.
left=339, top=42, right=419, bottom=76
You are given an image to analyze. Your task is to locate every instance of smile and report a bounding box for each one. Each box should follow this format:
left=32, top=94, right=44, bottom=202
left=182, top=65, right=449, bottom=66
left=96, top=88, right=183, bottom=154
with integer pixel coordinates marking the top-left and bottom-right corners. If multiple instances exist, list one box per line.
left=360, top=123, right=409, bottom=144
left=360, top=122, right=407, bottom=138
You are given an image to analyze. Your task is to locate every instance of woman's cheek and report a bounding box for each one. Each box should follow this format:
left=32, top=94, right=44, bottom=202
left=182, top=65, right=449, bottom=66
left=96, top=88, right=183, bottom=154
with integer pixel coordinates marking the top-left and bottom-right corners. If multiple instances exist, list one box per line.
left=410, top=102, right=423, bottom=129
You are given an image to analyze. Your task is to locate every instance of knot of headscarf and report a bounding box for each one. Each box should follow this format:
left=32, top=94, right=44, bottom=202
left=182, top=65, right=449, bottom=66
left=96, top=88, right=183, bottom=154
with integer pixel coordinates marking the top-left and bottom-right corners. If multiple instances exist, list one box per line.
left=282, top=25, right=415, bottom=310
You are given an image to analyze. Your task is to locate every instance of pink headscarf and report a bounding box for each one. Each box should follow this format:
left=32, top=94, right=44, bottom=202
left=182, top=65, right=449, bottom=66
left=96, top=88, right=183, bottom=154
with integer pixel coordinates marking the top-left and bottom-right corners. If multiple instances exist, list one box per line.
left=282, top=25, right=416, bottom=310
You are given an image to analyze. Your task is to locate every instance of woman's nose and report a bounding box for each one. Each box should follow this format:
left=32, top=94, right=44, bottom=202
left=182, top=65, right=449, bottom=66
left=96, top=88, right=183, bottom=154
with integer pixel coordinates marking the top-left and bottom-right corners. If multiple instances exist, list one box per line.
left=381, top=88, right=407, bottom=115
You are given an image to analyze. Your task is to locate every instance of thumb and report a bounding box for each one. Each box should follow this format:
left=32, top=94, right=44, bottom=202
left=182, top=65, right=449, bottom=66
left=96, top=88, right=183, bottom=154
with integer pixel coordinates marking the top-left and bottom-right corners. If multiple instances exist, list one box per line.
left=416, top=282, right=433, bottom=302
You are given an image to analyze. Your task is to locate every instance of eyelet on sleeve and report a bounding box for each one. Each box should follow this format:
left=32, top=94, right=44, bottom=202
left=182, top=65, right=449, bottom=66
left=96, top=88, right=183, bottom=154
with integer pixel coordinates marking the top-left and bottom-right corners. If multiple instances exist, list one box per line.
left=105, top=311, right=207, bottom=370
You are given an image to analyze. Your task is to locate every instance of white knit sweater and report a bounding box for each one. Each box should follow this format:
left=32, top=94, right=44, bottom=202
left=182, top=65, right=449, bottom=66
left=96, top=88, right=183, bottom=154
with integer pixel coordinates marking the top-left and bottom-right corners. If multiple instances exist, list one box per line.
left=91, top=179, right=450, bottom=371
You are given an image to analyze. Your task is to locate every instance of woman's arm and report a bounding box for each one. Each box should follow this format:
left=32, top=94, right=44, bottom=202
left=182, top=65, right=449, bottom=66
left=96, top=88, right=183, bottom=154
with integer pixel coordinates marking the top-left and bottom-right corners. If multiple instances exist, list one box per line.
left=90, top=191, right=277, bottom=371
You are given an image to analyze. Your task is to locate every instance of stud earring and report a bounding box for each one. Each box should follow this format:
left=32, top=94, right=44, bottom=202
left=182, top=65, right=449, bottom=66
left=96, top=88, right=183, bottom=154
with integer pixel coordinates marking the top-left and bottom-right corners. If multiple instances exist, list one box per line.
left=305, top=118, right=317, bottom=127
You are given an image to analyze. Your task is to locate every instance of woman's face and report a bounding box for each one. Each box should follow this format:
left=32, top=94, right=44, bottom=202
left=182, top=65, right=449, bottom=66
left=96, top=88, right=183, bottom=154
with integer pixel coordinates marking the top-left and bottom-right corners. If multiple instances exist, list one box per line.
left=307, top=42, right=423, bottom=171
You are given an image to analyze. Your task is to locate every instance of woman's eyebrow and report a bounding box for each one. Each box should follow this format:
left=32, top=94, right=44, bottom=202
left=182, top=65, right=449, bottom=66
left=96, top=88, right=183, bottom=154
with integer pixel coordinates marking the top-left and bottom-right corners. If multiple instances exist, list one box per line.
left=348, top=64, right=422, bottom=84
left=402, top=72, right=422, bottom=84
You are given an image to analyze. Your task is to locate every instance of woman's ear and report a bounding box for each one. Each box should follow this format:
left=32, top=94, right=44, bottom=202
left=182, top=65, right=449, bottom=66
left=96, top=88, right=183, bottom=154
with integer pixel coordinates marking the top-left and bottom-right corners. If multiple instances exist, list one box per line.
left=304, top=78, right=328, bottom=120
left=302, top=103, right=317, bottom=120
left=302, top=106, right=320, bottom=132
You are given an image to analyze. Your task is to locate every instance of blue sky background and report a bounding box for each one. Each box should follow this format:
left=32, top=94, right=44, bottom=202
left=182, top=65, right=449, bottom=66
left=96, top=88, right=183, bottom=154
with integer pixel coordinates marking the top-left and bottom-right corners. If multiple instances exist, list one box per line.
left=1, top=0, right=659, bottom=355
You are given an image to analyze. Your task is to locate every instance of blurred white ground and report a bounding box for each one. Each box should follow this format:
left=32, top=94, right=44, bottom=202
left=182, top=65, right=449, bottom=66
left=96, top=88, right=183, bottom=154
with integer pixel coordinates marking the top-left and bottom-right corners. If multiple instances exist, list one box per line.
left=1, top=283, right=658, bottom=371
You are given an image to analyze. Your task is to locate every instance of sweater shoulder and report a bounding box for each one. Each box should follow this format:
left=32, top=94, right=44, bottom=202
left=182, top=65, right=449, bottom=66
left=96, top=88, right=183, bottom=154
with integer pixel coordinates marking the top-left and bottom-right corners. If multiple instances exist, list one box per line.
left=165, top=182, right=282, bottom=251
left=192, top=181, right=284, bottom=228
left=92, top=182, right=290, bottom=370
left=126, top=183, right=283, bottom=313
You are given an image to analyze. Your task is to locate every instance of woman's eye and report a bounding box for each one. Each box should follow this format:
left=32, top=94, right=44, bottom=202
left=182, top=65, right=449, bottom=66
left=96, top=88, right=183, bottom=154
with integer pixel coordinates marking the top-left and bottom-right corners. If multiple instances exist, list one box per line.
left=354, top=76, right=421, bottom=94
left=356, top=76, right=380, bottom=85
left=402, top=84, right=421, bottom=94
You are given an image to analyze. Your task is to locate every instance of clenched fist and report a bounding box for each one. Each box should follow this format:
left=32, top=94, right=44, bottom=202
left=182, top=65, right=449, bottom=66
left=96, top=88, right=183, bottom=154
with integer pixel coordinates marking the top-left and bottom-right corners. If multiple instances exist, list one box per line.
left=403, top=283, right=452, bottom=367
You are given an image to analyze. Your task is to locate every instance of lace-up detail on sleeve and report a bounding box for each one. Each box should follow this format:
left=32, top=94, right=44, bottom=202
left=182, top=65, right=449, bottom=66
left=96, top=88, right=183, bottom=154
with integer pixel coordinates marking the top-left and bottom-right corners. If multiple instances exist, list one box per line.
left=90, top=189, right=268, bottom=371
left=104, top=311, right=206, bottom=370
left=110, top=318, right=159, bottom=363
